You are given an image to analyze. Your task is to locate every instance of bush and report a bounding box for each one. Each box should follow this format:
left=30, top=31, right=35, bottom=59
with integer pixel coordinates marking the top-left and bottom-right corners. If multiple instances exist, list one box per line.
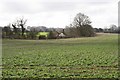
left=39, top=35, right=46, bottom=39
left=48, top=31, right=58, bottom=39
left=79, top=25, right=95, bottom=37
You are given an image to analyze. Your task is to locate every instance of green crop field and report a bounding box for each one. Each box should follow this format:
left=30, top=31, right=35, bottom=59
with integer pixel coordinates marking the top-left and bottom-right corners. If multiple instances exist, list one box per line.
left=2, top=33, right=118, bottom=78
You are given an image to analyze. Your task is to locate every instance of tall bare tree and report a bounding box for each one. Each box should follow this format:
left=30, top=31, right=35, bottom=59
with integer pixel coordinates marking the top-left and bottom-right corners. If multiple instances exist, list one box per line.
left=72, top=13, right=94, bottom=37
left=17, top=18, right=27, bottom=36
left=73, top=13, right=91, bottom=27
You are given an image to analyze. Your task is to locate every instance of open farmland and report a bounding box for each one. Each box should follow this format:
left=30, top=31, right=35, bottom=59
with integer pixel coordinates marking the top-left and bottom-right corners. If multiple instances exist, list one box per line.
left=2, top=33, right=118, bottom=78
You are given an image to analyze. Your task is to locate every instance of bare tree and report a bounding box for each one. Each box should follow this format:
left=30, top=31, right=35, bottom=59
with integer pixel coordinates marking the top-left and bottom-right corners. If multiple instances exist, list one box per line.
left=73, top=13, right=91, bottom=28
left=11, top=17, right=27, bottom=38
left=12, top=23, right=17, bottom=34
left=64, top=24, right=79, bottom=37
left=109, top=24, right=118, bottom=33
left=72, top=13, right=94, bottom=37
left=17, top=18, right=27, bottom=36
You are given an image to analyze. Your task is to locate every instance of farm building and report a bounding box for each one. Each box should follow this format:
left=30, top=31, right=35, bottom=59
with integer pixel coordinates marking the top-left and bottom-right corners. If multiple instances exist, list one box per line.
left=59, top=32, right=65, bottom=38
left=36, top=30, right=66, bottom=39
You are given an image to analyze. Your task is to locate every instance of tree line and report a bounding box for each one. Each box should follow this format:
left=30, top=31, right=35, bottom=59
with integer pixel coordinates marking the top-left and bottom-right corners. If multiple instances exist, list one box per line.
left=1, top=12, right=119, bottom=39
left=94, top=24, right=119, bottom=33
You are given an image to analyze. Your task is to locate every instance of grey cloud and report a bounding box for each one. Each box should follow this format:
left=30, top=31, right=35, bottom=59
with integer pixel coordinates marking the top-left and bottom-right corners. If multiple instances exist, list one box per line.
left=2, top=0, right=115, bottom=14
left=39, top=1, right=114, bottom=13
left=87, top=2, right=111, bottom=5
left=0, top=0, right=118, bottom=28
left=40, top=2, right=78, bottom=12
left=37, top=0, right=116, bottom=3
left=118, top=1, right=120, bottom=26
left=2, top=1, right=38, bottom=14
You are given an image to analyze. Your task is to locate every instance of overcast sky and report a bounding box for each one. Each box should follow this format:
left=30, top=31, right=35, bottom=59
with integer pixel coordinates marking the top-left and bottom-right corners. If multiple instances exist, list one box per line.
left=0, top=0, right=119, bottom=28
